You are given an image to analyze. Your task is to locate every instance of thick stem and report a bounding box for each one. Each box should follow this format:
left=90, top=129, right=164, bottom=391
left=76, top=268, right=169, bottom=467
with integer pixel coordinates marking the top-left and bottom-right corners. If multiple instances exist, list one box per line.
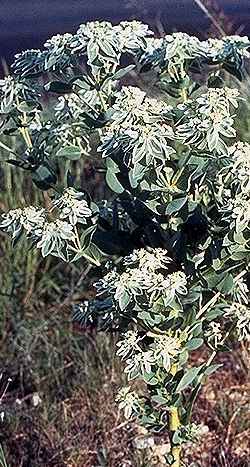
left=170, top=407, right=181, bottom=467
left=169, top=364, right=181, bottom=467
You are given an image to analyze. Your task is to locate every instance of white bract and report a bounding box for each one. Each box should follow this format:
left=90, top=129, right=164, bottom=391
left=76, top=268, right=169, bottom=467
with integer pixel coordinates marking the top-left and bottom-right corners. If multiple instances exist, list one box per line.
left=226, top=303, right=250, bottom=341
left=52, top=188, right=92, bottom=225
left=116, top=387, right=142, bottom=419
left=36, top=220, right=75, bottom=258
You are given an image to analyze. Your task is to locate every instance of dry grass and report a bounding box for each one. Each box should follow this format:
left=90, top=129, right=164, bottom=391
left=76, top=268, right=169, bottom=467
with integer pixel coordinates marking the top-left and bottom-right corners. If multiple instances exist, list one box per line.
left=0, top=292, right=249, bottom=467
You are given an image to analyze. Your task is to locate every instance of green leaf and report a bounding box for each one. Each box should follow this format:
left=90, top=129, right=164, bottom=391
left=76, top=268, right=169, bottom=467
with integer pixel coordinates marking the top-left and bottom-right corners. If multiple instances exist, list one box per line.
left=99, top=39, right=117, bottom=58
left=105, top=158, right=124, bottom=193
left=87, top=40, right=99, bottom=63
left=106, top=170, right=124, bottom=194
left=176, top=366, right=202, bottom=393
left=217, top=273, right=234, bottom=294
left=204, top=364, right=222, bottom=376
left=72, top=242, right=104, bottom=265
left=111, top=65, right=135, bottom=80
left=143, top=372, right=158, bottom=386
left=32, top=164, right=57, bottom=190
left=118, top=290, right=131, bottom=311
left=165, top=197, right=188, bottom=215
left=80, top=224, right=96, bottom=249
left=185, top=338, right=204, bottom=351
left=207, top=128, right=219, bottom=151
left=56, top=145, right=81, bottom=160
left=44, top=81, right=72, bottom=94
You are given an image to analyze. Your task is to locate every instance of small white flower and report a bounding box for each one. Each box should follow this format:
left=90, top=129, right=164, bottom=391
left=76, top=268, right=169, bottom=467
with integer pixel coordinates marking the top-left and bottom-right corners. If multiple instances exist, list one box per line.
left=232, top=272, right=249, bottom=304
left=36, top=220, right=75, bottom=258
left=205, top=322, right=223, bottom=349
left=116, top=386, right=141, bottom=419
left=52, top=188, right=93, bottom=225
left=114, top=21, right=153, bottom=52
left=160, top=271, right=187, bottom=306
left=152, top=334, right=181, bottom=371
left=226, top=302, right=250, bottom=341
left=44, top=33, right=74, bottom=50
left=124, top=350, right=155, bottom=379
left=32, top=393, right=42, bottom=407
left=0, top=206, right=46, bottom=239
left=231, top=194, right=250, bottom=230
left=116, top=330, right=141, bottom=359
left=124, top=248, right=172, bottom=272
left=229, top=142, right=250, bottom=192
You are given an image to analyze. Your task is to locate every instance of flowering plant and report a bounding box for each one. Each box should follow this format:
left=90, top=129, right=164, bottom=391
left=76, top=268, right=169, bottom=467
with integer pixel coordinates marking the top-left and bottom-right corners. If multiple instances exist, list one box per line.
left=0, top=21, right=249, bottom=466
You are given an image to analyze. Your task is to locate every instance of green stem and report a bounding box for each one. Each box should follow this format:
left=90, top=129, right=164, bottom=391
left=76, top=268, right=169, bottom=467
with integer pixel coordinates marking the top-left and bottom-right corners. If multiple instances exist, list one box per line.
left=0, top=141, right=19, bottom=157
left=169, top=365, right=181, bottom=467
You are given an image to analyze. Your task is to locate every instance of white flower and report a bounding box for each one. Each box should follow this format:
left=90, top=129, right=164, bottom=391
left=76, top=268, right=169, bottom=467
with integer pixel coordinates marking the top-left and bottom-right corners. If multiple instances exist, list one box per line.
left=116, top=386, right=141, bottom=419
left=232, top=272, right=249, bottom=304
left=231, top=194, right=250, bottom=230
left=124, top=350, right=155, bottom=379
left=205, top=322, right=223, bottom=349
left=44, top=33, right=74, bottom=49
left=36, top=220, right=75, bottom=258
left=112, top=267, right=157, bottom=310
left=52, top=188, right=93, bottom=225
left=0, top=206, right=46, bottom=239
left=226, top=303, right=250, bottom=341
left=160, top=271, right=187, bottom=306
left=124, top=248, right=172, bottom=272
left=77, top=21, right=114, bottom=40
left=116, top=330, right=141, bottom=359
left=152, top=334, right=181, bottom=371
left=144, top=37, right=164, bottom=54
left=196, top=88, right=239, bottom=117
left=207, top=36, right=250, bottom=60
left=164, top=32, right=205, bottom=63
left=229, top=142, right=250, bottom=192
left=114, top=21, right=153, bottom=52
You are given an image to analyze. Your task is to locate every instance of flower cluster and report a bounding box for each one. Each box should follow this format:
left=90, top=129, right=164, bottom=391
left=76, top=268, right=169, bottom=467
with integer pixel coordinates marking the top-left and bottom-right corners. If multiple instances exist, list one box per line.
left=113, top=21, right=153, bottom=52
left=151, top=332, right=182, bottom=371
left=204, top=322, right=223, bottom=349
left=96, top=248, right=187, bottom=313
left=163, top=32, right=206, bottom=76
left=115, top=386, right=142, bottom=419
left=141, top=33, right=250, bottom=72
left=0, top=189, right=97, bottom=261
left=111, top=86, right=172, bottom=125
left=51, top=188, right=93, bottom=225
left=117, top=329, right=183, bottom=381
left=36, top=219, right=75, bottom=258
left=225, top=303, right=250, bottom=341
left=0, top=206, right=46, bottom=240
left=176, top=87, right=240, bottom=153
left=207, top=36, right=250, bottom=60
left=230, top=193, right=250, bottom=233
left=123, top=247, right=171, bottom=271
left=229, top=142, right=250, bottom=193
left=100, top=87, right=175, bottom=183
